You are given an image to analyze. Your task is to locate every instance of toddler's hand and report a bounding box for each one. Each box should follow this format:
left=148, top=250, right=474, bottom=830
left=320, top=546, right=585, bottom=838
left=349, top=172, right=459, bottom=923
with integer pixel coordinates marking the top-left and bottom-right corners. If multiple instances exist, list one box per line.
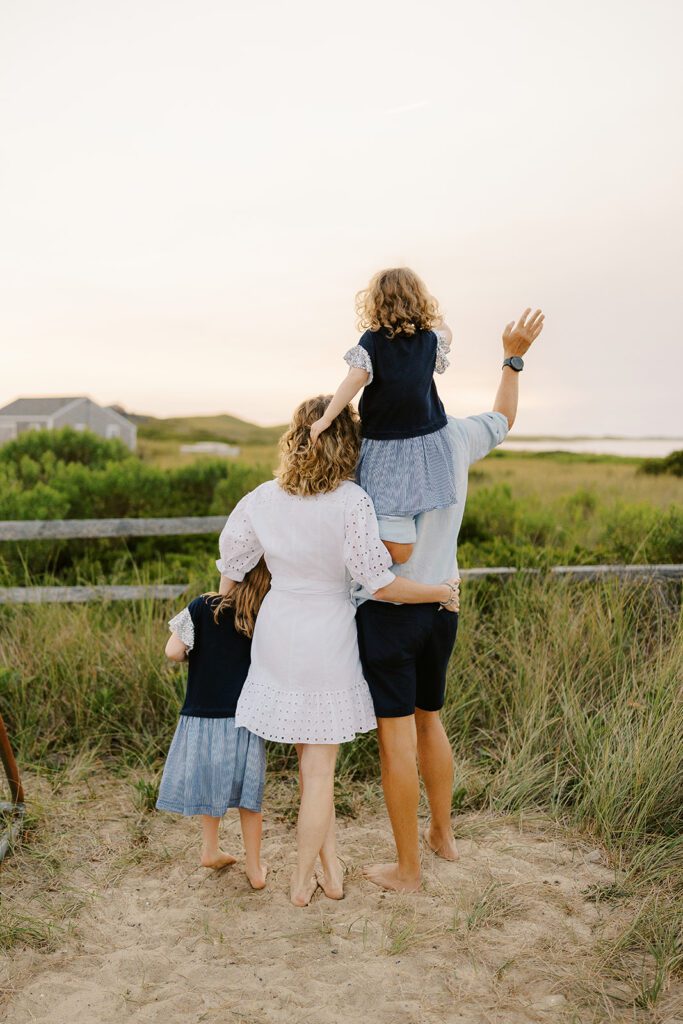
left=310, top=418, right=329, bottom=444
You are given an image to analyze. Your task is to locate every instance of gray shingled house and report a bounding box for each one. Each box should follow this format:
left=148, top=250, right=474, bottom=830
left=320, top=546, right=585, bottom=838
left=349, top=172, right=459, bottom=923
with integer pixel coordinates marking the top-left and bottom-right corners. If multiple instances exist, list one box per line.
left=0, top=397, right=137, bottom=450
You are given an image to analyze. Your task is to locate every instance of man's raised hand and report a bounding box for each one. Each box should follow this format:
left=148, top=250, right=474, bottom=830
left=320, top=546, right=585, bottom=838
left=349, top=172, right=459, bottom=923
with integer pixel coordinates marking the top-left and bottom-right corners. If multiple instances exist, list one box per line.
left=502, top=308, right=545, bottom=357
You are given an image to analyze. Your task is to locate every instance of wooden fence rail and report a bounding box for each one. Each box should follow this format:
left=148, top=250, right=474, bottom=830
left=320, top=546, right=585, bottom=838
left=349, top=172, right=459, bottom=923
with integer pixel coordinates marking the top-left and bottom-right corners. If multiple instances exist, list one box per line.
left=0, top=516, right=227, bottom=541
left=0, top=565, right=681, bottom=604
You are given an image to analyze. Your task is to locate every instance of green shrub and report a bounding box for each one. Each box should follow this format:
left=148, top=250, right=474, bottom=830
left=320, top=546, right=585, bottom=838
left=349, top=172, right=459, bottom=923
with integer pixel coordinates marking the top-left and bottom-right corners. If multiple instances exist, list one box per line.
left=0, top=427, right=129, bottom=470
left=641, top=450, right=683, bottom=477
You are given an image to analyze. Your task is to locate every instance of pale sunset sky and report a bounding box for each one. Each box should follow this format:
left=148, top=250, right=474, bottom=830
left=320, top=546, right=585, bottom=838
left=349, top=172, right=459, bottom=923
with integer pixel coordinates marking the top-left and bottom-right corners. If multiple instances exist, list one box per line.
left=1, top=0, right=681, bottom=434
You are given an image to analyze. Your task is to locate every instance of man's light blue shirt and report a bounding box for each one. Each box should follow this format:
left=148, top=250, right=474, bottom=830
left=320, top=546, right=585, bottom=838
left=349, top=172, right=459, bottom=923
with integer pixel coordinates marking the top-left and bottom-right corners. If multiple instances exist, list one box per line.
left=353, top=411, right=509, bottom=602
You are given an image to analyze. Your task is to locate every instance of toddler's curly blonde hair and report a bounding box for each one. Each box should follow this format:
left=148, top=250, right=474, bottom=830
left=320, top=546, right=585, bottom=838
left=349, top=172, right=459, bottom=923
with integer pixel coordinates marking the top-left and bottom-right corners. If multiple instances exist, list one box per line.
left=356, top=267, right=441, bottom=338
left=276, top=396, right=360, bottom=497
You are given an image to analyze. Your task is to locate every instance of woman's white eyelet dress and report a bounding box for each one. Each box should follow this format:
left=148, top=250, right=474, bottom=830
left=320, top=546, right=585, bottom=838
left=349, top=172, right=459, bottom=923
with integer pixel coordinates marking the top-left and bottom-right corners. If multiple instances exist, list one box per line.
left=216, top=479, right=395, bottom=744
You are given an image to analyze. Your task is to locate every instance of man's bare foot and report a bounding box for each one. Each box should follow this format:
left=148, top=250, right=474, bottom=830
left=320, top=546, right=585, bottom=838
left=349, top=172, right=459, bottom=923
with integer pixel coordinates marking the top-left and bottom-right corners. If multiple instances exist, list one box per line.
left=426, top=828, right=460, bottom=862
left=290, top=872, right=319, bottom=907
left=200, top=850, right=238, bottom=870
left=315, top=858, right=344, bottom=900
left=245, top=861, right=268, bottom=890
left=363, top=863, right=420, bottom=893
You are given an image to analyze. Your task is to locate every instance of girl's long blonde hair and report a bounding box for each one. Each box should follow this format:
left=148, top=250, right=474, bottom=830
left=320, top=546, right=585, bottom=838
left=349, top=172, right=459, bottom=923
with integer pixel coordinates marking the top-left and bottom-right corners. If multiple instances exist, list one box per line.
left=356, top=267, right=441, bottom=338
left=276, top=395, right=360, bottom=497
left=205, top=557, right=271, bottom=638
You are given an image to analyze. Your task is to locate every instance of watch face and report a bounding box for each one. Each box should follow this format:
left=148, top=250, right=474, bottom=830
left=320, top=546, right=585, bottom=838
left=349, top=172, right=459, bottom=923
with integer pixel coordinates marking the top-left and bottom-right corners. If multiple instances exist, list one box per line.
left=510, top=356, right=524, bottom=370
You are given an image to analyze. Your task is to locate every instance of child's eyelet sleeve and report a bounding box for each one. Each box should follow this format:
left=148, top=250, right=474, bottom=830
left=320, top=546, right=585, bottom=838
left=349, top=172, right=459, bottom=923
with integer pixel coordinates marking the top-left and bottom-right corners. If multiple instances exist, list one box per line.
left=343, top=493, right=395, bottom=593
left=215, top=492, right=264, bottom=581
left=344, top=345, right=374, bottom=384
left=168, top=607, right=194, bottom=650
left=434, top=331, right=450, bottom=374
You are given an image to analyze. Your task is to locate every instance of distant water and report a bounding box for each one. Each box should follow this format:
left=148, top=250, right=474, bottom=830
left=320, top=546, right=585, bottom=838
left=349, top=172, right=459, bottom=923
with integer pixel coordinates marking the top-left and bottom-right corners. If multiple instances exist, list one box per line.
left=500, top=438, right=682, bottom=458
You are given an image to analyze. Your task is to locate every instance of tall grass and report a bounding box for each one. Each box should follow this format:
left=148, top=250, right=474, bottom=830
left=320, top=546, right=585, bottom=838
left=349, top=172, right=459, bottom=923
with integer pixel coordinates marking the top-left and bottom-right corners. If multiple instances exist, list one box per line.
left=1, top=576, right=681, bottom=1002
left=2, top=577, right=680, bottom=850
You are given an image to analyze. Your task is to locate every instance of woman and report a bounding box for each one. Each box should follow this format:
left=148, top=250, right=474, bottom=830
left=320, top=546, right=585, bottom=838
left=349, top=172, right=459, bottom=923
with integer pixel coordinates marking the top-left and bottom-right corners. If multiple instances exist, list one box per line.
left=216, top=396, right=458, bottom=906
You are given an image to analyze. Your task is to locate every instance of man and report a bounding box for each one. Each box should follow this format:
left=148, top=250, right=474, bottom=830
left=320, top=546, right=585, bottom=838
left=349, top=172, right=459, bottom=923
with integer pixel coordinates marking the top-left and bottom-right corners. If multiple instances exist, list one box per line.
left=356, top=308, right=545, bottom=892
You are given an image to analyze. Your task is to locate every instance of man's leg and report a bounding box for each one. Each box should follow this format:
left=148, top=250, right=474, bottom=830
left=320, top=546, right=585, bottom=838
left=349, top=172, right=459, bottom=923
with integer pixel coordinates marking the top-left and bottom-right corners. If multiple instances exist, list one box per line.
left=415, top=708, right=459, bottom=861
left=364, top=714, right=421, bottom=892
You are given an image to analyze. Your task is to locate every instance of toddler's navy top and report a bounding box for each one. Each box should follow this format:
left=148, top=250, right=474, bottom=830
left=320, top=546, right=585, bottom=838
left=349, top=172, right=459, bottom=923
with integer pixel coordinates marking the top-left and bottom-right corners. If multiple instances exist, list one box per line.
left=356, top=329, right=448, bottom=440
left=168, top=595, right=252, bottom=718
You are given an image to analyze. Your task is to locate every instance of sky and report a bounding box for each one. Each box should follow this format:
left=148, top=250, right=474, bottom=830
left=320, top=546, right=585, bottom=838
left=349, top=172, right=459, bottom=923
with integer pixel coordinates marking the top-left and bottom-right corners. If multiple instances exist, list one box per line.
left=1, top=0, right=681, bottom=435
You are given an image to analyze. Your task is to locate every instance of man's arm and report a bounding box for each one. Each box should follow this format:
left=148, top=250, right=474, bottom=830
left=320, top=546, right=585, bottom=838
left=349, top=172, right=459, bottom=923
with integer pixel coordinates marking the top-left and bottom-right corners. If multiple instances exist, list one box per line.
left=493, top=308, right=545, bottom=429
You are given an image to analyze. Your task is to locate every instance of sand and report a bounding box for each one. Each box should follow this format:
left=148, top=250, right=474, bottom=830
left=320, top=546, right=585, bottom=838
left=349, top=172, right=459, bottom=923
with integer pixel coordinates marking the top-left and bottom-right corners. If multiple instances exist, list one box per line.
left=2, top=767, right=682, bottom=1024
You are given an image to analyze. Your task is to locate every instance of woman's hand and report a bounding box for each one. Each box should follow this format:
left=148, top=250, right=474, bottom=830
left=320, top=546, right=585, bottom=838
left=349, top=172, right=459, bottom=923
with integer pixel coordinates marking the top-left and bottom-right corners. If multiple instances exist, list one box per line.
left=440, top=578, right=460, bottom=613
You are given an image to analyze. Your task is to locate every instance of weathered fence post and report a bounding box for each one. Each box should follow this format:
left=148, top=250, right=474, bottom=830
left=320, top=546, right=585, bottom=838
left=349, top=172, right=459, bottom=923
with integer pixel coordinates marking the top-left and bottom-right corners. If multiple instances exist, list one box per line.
left=0, top=713, right=25, bottom=862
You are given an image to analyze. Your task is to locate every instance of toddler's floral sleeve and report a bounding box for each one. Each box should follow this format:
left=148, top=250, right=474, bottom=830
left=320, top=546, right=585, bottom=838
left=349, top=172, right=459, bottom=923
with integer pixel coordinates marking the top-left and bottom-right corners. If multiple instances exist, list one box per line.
left=168, top=607, right=194, bottom=650
left=216, top=492, right=264, bottom=581
left=434, top=330, right=451, bottom=374
left=343, top=345, right=373, bottom=384
left=343, top=492, right=395, bottom=594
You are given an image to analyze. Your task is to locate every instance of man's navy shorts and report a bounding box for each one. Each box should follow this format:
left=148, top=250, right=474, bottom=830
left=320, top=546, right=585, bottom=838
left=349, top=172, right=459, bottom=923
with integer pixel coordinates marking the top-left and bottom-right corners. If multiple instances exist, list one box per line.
left=356, top=602, right=459, bottom=718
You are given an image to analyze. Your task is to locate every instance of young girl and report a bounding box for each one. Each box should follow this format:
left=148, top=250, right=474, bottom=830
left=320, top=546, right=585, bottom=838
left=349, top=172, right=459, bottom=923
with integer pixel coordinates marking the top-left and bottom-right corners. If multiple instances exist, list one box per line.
left=156, top=559, right=271, bottom=889
left=310, top=267, right=456, bottom=564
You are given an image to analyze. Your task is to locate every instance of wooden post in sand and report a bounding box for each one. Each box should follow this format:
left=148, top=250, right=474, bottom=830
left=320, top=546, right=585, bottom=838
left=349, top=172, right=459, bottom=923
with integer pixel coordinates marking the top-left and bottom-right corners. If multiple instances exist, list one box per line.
left=0, top=713, right=25, bottom=862
left=0, top=713, right=24, bottom=805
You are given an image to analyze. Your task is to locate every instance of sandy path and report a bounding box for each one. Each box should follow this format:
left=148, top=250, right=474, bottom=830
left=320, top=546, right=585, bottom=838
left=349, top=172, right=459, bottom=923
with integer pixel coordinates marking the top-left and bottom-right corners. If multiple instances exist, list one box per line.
left=2, top=770, right=681, bottom=1024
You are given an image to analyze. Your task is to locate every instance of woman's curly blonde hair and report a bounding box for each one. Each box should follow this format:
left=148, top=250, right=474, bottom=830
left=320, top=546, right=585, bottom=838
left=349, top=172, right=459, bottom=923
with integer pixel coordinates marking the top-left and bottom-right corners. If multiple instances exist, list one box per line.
left=356, top=267, right=441, bottom=338
left=276, top=396, right=360, bottom=497
left=204, top=557, right=271, bottom=638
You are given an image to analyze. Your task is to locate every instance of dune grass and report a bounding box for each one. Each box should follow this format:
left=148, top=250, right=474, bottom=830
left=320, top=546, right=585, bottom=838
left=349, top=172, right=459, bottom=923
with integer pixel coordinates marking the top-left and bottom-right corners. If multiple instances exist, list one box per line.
left=1, top=575, right=681, bottom=1012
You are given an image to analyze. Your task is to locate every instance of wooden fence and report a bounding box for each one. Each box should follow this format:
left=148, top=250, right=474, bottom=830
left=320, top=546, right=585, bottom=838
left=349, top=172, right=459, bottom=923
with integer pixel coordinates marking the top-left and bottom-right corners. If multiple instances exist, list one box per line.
left=0, top=515, right=681, bottom=603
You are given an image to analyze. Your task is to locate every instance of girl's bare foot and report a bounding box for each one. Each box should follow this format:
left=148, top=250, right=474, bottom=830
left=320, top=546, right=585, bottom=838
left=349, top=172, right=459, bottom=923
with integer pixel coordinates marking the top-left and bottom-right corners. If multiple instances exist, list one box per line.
left=426, top=827, right=460, bottom=862
left=246, top=861, right=268, bottom=890
left=290, top=872, right=319, bottom=907
left=363, top=862, right=420, bottom=893
left=200, top=850, right=238, bottom=870
left=315, top=858, right=344, bottom=900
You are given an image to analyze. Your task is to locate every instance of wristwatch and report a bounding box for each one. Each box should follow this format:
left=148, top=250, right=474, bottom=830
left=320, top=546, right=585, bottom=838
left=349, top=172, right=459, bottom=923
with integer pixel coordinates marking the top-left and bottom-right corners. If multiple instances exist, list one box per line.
left=503, top=356, right=524, bottom=372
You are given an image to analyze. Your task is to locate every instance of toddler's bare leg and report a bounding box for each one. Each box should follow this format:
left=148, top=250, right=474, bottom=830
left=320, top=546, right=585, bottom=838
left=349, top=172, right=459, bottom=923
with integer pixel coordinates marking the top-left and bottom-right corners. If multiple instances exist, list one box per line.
left=239, top=808, right=267, bottom=889
left=378, top=515, right=417, bottom=566
left=200, top=814, right=237, bottom=870
left=383, top=540, right=414, bottom=564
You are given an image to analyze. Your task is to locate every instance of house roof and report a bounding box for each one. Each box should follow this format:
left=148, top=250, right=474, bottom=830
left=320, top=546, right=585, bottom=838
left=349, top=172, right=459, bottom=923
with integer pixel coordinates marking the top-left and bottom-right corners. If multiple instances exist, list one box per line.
left=0, top=396, right=87, bottom=417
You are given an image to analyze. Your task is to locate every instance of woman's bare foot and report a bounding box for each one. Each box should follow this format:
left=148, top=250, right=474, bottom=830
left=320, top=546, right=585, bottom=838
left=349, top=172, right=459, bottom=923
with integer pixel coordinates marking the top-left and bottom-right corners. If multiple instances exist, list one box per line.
left=246, top=861, right=268, bottom=890
left=426, top=827, right=460, bottom=862
left=290, top=872, right=319, bottom=907
left=315, top=858, right=344, bottom=900
left=363, top=863, right=420, bottom=893
left=200, top=850, right=238, bottom=870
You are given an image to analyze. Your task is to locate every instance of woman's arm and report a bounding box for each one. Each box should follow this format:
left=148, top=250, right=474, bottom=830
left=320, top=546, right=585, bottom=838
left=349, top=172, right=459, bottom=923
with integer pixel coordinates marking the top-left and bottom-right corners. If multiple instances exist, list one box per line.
left=310, top=367, right=369, bottom=443
left=374, top=576, right=459, bottom=611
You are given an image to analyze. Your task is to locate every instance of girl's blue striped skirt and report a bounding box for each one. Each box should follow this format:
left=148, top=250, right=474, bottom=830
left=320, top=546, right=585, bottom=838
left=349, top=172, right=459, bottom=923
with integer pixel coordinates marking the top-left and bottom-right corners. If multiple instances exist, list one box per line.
left=156, top=715, right=266, bottom=816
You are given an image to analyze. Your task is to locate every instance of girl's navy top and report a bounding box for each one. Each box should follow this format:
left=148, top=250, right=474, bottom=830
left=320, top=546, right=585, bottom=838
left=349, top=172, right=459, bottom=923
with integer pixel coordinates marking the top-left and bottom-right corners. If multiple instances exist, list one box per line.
left=357, top=328, right=448, bottom=440
left=169, top=595, right=252, bottom=718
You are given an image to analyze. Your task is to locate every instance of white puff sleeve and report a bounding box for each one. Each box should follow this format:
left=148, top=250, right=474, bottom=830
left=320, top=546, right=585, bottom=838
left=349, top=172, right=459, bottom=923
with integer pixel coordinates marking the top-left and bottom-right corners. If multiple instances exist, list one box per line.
left=434, top=330, right=451, bottom=374
left=215, top=492, right=264, bottom=581
left=344, top=345, right=374, bottom=384
left=343, top=493, right=396, bottom=594
left=168, top=607, right=195, bottom=650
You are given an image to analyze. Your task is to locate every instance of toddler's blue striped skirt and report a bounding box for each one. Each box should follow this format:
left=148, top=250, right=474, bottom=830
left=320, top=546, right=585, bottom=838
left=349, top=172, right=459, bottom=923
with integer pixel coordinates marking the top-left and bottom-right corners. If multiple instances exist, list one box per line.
left=156, top=715, right=266, bottom=816
left=357, top=424, right=457, bottom=517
